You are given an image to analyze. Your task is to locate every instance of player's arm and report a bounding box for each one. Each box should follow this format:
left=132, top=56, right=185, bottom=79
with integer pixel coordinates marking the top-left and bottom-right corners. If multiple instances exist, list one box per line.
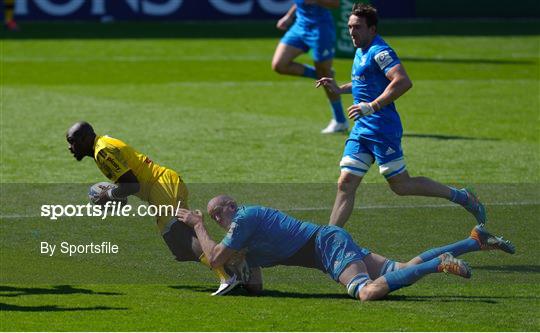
left=305, top=0, right=340, bottom=9
left=347, top=64, right=412, bottom=120
left=112, top=171, right=140, bottom=198
left=316, top=78, right=352, bottom=95
left=276, top=4, right=296, bottom=30
left=177, top=209, right=236, bottom=268
left=372, top=64, right=412, bottom=111
left=95, top=147, right=140, bottom=203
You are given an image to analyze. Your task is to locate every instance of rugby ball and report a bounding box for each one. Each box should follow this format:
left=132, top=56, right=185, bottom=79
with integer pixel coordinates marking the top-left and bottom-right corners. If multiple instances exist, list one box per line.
left=88, top=182, right=127, bottom=205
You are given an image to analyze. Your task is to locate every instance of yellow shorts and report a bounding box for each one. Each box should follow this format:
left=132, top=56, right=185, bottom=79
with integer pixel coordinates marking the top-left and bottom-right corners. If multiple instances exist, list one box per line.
left=148, top=169, right=188, bottom=233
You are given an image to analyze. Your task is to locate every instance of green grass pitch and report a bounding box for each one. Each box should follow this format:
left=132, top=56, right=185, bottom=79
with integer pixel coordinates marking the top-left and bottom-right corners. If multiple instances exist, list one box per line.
left=1, top=21, right=539, bottom=331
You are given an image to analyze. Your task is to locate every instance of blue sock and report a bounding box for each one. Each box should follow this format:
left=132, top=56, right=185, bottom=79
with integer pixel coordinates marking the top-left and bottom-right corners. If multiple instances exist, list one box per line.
left=384, top=257, right=441, bottom=292
left=450, top=187, right=468, bottom=206
left=302, top=64, right=317, bottom=79
left=419, top=238, right=479, bottom=262
left=330, top=100, right=346, bottom=123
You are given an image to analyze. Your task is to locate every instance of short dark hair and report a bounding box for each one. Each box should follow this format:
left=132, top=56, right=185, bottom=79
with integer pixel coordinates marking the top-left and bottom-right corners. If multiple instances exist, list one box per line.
left=350, top=3, right=378, bottom=28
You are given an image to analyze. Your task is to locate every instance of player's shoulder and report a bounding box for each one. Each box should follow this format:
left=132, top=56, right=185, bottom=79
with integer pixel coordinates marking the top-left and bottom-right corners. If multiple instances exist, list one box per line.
left=96, top=135, right=127, bottom=149
left=94, top=135, right=125, bottom=152
left=368, top=35, right=395, bottom=56
left=368, top=36, right=400, bottom=70
left=238, top=205, right=263, bottom=217
left=94, top=135, right=127, bottom=160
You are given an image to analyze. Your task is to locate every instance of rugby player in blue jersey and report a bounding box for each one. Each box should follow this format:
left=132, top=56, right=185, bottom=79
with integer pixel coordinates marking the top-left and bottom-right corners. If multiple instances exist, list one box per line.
left=272, top=0, right=348, bottom=134
left=176, top=195, right=514, bottom=300
left=316, top=3, right=487, bottom=227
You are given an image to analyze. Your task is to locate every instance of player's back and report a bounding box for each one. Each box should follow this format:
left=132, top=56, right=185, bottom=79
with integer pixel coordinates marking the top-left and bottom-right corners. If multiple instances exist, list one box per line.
left=225, top=205, right=320, bottom=268
left=294, top=0, right=333, bottom=25
left=93, top=135, right=169, bottom=201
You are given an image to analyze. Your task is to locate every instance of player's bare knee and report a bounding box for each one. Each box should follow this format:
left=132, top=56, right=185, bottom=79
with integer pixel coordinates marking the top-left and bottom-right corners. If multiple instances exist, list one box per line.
left=271, top=59, right=288, bottom=74
left=337, top=173, right=360, bottom=194
left=359, top=285, right=381, bottom=302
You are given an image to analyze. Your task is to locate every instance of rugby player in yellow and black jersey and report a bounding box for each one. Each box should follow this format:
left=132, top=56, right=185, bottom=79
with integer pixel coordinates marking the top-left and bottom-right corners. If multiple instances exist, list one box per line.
left=66, top=121, right=238, bottom=295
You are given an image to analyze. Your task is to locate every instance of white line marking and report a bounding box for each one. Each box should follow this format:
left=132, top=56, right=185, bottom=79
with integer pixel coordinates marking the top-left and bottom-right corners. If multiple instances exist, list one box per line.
left=1, top=55, right=271, bottom=63
left=1, top=201, right=537, bottom=219
left=285, top=201, right=539, bottom=211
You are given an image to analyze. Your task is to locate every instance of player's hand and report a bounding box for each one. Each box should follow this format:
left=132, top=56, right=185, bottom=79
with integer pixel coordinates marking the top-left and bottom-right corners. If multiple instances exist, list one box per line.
left=316, top=77, right=340, bottom=94
left=176, top=208, right=203, bottom=228
left=276, top=15, right=293, bottom=30
left=93, top=184, right=116, bottom=205
left=347, top=102, right=376, bottom=120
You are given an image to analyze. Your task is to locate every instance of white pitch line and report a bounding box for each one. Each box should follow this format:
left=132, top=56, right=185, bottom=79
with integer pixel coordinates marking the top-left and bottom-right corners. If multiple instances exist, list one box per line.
left=285, top=201, right=539, bottom=211
left=1, top=55, right=271, bottom=63
left=0, top=201, right=537, bottom=219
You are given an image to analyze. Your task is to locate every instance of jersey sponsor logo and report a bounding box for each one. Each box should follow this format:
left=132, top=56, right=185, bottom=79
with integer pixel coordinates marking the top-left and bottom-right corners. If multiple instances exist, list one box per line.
left=351, top=74, right=365, bottom=81
left=375, top=50, right=393, bottom=70
left=106, top=156, right=121, bottom=172
left=385, top=147, right=396, bottom=155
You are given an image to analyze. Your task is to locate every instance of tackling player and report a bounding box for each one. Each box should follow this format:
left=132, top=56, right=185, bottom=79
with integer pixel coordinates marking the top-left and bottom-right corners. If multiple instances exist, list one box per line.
left=272, top=0, right=348, bottom=134
left=66, top=121, right=237, bottom=295
left=177, top=195, right=514, bottom=301
left=316, top=4, right=487, bottom=227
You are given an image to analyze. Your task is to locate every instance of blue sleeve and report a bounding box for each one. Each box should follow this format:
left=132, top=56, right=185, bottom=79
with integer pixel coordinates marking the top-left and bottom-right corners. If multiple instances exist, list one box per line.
left=372, top=46, right=401, bottom=74
left=220, top=211, right=258, bottom=250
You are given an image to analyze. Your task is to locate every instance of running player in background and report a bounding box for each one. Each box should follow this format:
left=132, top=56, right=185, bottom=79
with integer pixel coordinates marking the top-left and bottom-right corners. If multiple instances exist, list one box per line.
left=316, top=3, right=487, bottom=227
left=272, top=0, right=348, bottom=134
left=4, top=0, right=18, bottom=31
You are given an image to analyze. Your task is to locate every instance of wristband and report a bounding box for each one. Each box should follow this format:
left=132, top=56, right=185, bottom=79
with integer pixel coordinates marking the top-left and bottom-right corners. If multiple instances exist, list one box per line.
left=371, top=100, right=381, bottom=111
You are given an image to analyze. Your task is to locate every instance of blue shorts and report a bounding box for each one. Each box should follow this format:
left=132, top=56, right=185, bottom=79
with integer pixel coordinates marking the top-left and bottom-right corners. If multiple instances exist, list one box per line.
left=280, top=21, right=335, bottom=62
left=340, top=134, right=406, bottom=179
left=315, top=226, right=371, bottom=281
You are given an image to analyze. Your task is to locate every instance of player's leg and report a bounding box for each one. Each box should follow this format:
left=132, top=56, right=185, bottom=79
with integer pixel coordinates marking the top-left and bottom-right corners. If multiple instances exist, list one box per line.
left=272, top=43, right=309, bottom=77
left=341, top=251, right=470, bottom=301
left=315, top=226, right=376, bottom=300
left=311, top=25, right=347, bottom=134
left=374, top=136, right=486, bottom=224
left=329, top=139, right=374, bottom=226
left=315, top=59, right=348, bottom=133
left=155, top=171, right=238, bottom=294
left=361, top=252, right=471, bottom=301
left=4, top=0, right=18, bottom=31
left=272, top=22, right=313, bottom=78
left=242, top=266, right=263, bottom=295
left=386, top=171, right=486, bottom=224
left=403, top=225, right=515, bottom=267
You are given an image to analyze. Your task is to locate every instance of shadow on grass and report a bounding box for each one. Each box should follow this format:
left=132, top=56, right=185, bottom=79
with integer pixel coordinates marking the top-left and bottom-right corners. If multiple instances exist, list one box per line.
left=0, top=285, right=123, bottom=297
left=401, top=56, right=537, bottom=65
left=169, top=285, right=348, bottom=299
left=0, top=302, right=128, bottom=312
left=403, top=133, right=499, bottom=141
left=474, top=265, right=540, bottom=273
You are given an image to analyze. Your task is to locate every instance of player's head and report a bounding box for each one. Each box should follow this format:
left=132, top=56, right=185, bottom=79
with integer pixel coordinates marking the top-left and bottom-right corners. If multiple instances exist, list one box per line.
left=66, top=121, right=96, bottom=161
left=207, top=194, right=238, bottom=229
left=348, top=3, right=378, bottom=49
